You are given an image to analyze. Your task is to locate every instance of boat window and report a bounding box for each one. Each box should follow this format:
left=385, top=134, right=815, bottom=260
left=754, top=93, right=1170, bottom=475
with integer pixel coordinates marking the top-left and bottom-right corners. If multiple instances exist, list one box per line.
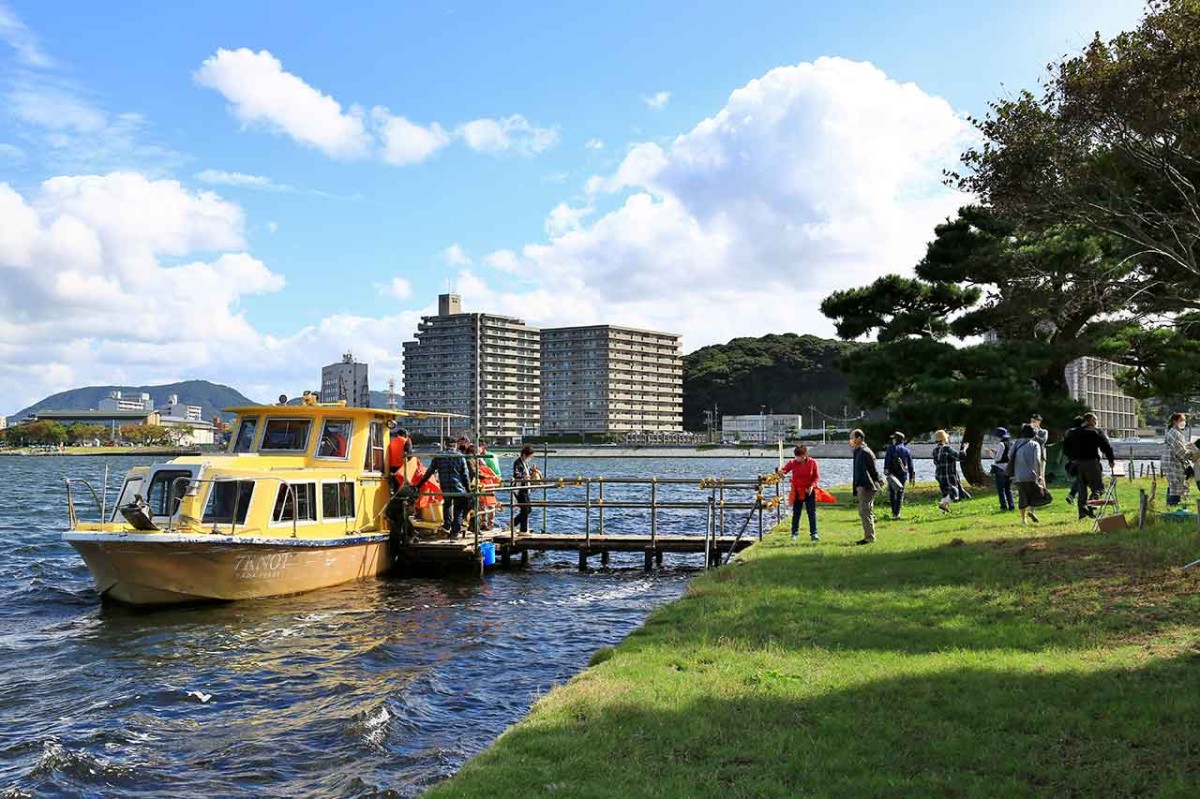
left=145, top=470, right=192, bottom=518
left=272, top=482, right=317, bottom=523
left=364, top=421, right=384, bottom=472
left=261, top=419, right=312, bottom=452
left=202, top=481, right=254, bottom=525
left=316, top=419, right=353, bottom=459
left=110, top=476, right=145, bottom=522
left=232, top=417, right=259, bottom=453
left=322, top=481, right=355, bottom=520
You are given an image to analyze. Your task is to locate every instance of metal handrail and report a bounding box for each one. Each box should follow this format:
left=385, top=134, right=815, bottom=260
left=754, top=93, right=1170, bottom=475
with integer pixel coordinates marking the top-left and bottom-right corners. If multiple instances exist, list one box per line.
left=63, top=478, right=104, bottom=529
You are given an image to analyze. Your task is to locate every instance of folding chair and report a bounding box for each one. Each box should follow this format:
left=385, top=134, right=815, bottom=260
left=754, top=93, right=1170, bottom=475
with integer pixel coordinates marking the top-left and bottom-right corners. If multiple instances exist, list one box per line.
left=1090, top=461, right=1126, bottom=532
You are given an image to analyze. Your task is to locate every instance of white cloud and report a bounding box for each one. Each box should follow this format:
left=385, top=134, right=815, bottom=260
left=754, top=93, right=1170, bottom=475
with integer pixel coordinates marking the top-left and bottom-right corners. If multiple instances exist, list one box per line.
left=373, top=109, right=450, bottom=165
left=439, top=243, right=472, bottom=266
left=0, top=3, right=51, bottom=67
left=585, top=138, right=604, bottom=150
left=384, top=276, right=412, bottom=300
left=457, top=115, right=559, bottom=155
left=544, top=202, right=592, bottom=237
left=450, top=57, right=972, bottom=352
left=480, top=249, right=522, bottom=274
left=195, top=169, right=292, bottom=191
left=642, top=91, right=670, bottom=110
left=0, top=142, right=23, bottom=163
left=194, top=48, right=373, bottom=160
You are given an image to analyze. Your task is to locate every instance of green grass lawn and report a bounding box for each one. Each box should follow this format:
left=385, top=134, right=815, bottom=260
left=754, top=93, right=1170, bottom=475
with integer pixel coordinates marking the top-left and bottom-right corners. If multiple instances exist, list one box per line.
left=428, top=481, right=1200, bottom=798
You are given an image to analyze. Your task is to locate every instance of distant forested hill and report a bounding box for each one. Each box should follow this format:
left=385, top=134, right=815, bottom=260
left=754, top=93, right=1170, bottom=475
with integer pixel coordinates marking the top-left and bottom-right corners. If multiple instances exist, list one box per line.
left=13, top=380, right=259, bottom=422
left=369, top=390, right=403, bottom=409
left=682, top=334, right=858, bottom=430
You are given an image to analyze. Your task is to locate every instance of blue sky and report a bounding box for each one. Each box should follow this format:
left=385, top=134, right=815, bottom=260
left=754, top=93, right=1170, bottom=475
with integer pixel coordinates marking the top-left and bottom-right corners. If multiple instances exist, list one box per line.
left=0, top=0, right=1145, bottom=413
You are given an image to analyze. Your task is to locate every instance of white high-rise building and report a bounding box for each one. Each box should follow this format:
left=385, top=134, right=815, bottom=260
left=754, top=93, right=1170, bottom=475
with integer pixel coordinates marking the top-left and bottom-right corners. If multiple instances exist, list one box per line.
left=1064, top=357, right=1138, bottom=437
left=159, top=394, right=203, bottom=421
left=541, top=325, right=683, bottom=436
left=321, top=352, right=371, bottom=408
left=99, top=391, right=154, bottom=412
left=402, top=294, right=541, bottom=443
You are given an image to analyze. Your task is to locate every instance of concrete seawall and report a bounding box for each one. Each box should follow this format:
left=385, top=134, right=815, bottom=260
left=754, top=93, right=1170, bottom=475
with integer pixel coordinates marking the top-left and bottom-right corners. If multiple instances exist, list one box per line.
left=490, top=441, right=1165, bottom=460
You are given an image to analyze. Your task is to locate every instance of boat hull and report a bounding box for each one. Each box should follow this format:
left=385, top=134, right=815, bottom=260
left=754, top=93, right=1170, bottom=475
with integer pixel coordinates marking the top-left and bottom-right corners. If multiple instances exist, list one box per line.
left=64, top=532, right=391, bottom=606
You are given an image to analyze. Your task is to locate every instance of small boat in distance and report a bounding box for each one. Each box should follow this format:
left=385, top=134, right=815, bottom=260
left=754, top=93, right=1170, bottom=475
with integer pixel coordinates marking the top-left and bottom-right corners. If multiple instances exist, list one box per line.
left=62, top=400, right=457, bottom=606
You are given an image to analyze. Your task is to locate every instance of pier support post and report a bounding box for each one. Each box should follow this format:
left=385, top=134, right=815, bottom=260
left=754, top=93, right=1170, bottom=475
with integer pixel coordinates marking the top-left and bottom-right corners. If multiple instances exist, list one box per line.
left=578, top=549, right=588, bottom=572
left=520, top=549, right=529, bottom=567
left=600, top=550, right=610, bottom=567
left=655, top=550, right=663, bottom=567
left=501, top=547, right=511, bottom=568
left=644, top=549, right=654, bottom=573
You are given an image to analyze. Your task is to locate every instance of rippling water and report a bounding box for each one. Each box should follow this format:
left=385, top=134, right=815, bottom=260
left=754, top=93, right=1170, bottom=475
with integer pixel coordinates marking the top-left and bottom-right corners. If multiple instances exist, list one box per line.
left=0, top=453, right=913, bottom=797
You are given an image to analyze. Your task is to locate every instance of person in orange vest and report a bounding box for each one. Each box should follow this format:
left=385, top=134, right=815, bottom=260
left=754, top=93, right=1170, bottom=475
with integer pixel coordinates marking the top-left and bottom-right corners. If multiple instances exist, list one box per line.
left=777, top=444, right=821, bottom=542
left=386, top=421, right=411, bottom=492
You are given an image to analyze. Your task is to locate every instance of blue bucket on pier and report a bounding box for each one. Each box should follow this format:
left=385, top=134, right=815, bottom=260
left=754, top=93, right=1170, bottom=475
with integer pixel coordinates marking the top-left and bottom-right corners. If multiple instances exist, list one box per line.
left=480, top=542, right=496, bottom=567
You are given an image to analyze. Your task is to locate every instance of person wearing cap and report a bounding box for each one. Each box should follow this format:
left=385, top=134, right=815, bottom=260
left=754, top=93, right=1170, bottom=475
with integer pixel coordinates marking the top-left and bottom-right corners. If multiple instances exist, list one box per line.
left=1009, top=423, right=1046, bottom=524
left=989, top=427, right=1015, bottom=512
left=882, top=432, right=915, bottom=520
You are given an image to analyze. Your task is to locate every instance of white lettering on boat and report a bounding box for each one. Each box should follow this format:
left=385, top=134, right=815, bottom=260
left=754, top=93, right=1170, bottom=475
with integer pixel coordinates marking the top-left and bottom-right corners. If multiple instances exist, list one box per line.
left=234, top=551, right=300, bottom=580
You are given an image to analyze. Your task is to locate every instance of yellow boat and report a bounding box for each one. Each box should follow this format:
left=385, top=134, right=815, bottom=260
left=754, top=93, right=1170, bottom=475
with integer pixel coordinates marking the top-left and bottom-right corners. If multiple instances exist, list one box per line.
left=62, top=401, right=457, bottom=606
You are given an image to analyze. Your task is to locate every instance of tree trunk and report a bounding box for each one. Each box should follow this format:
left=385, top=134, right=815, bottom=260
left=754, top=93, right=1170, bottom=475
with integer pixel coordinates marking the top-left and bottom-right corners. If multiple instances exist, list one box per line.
left=961, top=424, right=988, bottom=487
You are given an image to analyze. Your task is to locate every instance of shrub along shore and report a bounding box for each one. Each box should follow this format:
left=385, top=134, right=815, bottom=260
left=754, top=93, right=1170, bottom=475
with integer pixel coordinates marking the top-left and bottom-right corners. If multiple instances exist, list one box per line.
left=428, top=481, right=1200, bottom=798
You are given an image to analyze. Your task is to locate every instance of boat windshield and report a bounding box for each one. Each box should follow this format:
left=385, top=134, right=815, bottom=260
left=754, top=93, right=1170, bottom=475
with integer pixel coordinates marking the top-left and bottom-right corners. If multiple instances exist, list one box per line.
left=202, top=481, right=254, bottom=525
left=261, top=419, right=312, bottom=453
left=316, top=419, right=352, bottom=459
left=232, top=417, right=258, bottom=453
left=145, top=469, right=192, bottom=518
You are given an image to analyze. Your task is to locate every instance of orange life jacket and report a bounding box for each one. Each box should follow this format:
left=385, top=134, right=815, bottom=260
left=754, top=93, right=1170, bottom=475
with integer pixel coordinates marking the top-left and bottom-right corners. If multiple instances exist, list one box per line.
left=387, top=434, right=408, bottom=474
left=477, top=463, right=501, bottom=508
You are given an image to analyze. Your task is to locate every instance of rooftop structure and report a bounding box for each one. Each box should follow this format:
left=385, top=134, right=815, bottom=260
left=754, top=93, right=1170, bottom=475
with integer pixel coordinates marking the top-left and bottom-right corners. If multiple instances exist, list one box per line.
left=99, top=391, right=154, bottom=412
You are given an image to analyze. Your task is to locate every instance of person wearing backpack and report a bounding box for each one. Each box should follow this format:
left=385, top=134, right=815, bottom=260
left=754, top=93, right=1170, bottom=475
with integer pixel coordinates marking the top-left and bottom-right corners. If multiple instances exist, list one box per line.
left=882, top=431, right=916, bottom=520
left=989, top=427, right=1015, bottom=512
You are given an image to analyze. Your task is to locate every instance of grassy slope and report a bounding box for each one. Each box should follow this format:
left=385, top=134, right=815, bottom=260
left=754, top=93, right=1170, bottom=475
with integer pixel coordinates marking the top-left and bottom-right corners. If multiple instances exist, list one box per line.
left=428, top=482, right=1200, bottom=798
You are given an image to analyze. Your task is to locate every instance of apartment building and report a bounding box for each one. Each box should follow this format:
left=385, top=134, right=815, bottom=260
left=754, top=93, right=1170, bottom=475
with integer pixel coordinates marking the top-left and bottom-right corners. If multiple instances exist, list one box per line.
left=402, top=294, right=541, bottom=443
left=320, top=352, right=371, bottom=407
left=540, top=325, right=683, bottom=436
left=721, top=414, right=803, bottom=443
left=1064, top=356, right=1138, bottom=436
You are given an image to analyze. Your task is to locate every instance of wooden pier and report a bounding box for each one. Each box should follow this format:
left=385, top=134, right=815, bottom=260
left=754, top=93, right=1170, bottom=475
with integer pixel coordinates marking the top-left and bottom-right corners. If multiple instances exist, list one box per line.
left=392, top=472, right=783, bottom=575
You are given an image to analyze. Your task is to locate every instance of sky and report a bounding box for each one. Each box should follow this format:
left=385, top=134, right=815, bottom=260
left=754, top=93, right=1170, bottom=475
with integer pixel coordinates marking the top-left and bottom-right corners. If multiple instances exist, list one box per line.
left=0, top=0, right=1147, bottom=415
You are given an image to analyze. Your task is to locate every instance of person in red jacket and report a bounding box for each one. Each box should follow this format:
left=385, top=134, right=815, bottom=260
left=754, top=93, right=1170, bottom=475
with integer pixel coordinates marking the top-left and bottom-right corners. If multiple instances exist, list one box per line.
left=778, top=444, right=821, bottom=541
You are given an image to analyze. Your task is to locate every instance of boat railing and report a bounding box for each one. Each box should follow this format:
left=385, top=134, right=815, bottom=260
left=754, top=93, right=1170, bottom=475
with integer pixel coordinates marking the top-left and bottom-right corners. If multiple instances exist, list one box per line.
left=62, top=478, right=105, bottom=529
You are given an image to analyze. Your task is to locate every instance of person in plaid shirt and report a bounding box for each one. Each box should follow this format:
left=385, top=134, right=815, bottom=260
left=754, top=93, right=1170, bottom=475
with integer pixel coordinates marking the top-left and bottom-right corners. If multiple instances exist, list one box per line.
left=932, top=429, right=971, bottom=513
left=1162, top=412, right=1198, bottom=507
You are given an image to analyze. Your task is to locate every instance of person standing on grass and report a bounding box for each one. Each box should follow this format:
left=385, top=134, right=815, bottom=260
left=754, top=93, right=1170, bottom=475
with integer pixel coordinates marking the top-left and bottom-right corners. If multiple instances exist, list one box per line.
left=850, top=429, right=881, bottom=545
left=1064, top=412, right=1115, bottom=520
left=932, top=430, right=970, bottom=513
left=882, top=432, right=916, bottom=520
left=1162, top=412, right=1197, bottom=507
left=1063, top=416, right=1085, bottom=506
left=777, top=445, right=821, bottom=541
left=1009, top=423, right=1046, bottom=525
left=990, top=427, right=1015, bottom=512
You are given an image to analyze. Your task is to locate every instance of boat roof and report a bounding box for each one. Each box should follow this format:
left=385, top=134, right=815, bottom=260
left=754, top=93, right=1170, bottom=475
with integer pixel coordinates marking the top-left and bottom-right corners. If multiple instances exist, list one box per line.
left=223, top=404, right=467, bottom=419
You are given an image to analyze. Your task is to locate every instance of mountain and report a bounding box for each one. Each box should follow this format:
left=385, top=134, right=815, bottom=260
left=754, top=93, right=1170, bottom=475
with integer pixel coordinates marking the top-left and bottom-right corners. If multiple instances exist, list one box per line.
left=12, top=380, right=260, bottom=422
left=682, top=333, right=858, bottom=430
left=369, top=390, right=403, bottom=409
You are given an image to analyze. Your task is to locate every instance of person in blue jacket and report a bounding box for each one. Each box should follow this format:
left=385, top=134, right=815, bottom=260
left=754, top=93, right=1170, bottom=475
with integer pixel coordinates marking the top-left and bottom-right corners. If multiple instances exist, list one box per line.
left=882, top=432, right=916, bottom=520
